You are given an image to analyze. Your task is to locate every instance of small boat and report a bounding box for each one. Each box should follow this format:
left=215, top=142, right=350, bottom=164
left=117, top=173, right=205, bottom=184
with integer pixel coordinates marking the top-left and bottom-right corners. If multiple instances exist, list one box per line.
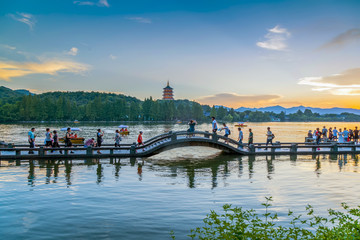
left=234, top=122, right=248, bottom=127
left=118, top=125, right=130, bottom=135
left=59, top=127, right=85, bottom=144
left=176, top=120, right=182, bottom=124
left=74, top=120, right=80, bottom=124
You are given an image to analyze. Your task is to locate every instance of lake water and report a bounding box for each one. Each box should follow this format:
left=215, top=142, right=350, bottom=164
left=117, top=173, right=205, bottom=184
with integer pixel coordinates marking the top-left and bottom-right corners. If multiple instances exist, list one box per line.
left=1, top=122, right=360, bottom=239
left=1, top=122, right=360, bottom=144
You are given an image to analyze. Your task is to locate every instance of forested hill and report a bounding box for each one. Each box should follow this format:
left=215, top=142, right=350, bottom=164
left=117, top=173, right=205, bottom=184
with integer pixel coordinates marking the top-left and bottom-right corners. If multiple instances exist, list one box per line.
left=0, top=87, right=207, bottom=122
left=1, top=86, right=360, bottom=122
left=0, top=86, right=31, bottom=103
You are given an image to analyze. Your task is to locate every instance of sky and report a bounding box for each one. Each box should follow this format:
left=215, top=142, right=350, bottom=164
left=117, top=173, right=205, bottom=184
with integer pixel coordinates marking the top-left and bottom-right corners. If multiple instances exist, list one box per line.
left=1, top=0, right=360, bottom=109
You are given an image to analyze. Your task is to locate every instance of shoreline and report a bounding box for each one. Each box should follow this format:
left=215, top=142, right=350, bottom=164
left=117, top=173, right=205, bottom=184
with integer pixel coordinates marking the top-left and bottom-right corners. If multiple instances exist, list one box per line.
left=0, top=120, right=359, bottom=124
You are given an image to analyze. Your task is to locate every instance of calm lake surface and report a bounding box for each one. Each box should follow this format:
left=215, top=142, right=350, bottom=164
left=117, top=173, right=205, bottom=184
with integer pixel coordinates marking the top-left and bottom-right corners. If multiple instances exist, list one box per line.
left=1, top=122, right=360, bottom=239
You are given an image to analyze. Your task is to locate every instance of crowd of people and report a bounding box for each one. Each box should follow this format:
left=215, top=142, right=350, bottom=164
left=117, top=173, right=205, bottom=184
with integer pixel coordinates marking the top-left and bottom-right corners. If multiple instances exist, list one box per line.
left=31, top=119, right=360, bottom=155
left=27, top=117, right=278, bottom=154
left=210, top=117, right=272, bottom=149
left=307, top=126, right=359, bottom=144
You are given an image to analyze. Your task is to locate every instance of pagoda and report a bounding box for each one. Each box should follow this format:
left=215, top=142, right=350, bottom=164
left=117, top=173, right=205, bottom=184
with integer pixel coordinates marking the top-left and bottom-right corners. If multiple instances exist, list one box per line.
left=162, top=81, right=174, bottom=100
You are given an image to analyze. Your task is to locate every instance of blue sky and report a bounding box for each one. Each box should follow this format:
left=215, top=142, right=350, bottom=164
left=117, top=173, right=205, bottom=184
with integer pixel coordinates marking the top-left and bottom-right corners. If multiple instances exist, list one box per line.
left=1, top=0, right=360, bottom=108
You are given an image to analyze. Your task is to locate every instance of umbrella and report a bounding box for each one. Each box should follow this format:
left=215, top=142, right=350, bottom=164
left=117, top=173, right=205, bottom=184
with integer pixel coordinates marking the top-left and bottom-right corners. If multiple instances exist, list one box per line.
left=60, top=127, right=82, bottom=131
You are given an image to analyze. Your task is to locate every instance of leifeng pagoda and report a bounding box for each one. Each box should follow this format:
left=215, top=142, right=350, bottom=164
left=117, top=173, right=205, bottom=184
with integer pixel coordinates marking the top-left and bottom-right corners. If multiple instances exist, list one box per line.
left=162, top=81, right=174, bottom=100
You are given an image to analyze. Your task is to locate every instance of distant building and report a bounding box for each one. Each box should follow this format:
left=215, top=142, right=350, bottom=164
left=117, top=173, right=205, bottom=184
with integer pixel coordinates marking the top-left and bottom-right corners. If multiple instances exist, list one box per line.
left=162, top=81, right=174, bottom=100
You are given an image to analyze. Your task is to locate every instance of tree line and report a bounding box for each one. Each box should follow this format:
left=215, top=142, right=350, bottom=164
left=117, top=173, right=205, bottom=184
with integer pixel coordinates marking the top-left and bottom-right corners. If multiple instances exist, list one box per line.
left=0, top=88, right=359, bottom=122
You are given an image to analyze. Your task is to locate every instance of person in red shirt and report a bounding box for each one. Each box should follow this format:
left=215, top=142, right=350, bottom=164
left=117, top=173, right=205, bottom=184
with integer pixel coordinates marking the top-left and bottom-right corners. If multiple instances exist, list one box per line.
left=137, top=131, right=144, bottom=146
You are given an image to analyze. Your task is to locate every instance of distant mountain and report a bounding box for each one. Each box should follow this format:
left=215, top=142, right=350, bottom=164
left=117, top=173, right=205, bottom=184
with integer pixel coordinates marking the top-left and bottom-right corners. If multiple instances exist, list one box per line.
left=14, top=89, right=33, bottom=95
left=0, top=86, right=33, bottom=99
left=235, top=105, right=360, bottom=115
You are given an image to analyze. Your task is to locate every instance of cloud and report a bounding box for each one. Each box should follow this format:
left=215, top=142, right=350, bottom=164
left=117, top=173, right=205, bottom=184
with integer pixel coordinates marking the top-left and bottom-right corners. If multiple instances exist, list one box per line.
left=320, top=28, right=360, bottom=49
left=197, top=93, right=281, bottom=108
left=67, top=47, right=79, bottom=56
left=0, top=60, right=89, bottom=81
left=256, top=25, right=291, bottom=51
left=98, top=0, right=109, bottom=7
left=9, top=12, right=36, bottom=30
left=125, top=17, right=152, bottom=24
left=73, top=0, right=109, bottom=7
left=109, top=54, right=117, bottom=60
left=298, top=68, right=360, bottom=95
left=0, top=44, right=16, bottom=50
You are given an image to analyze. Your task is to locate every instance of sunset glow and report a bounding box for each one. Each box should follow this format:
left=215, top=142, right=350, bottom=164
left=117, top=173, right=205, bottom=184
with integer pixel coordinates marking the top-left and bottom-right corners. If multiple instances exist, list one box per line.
left=1, top=0, right=360, bottom=108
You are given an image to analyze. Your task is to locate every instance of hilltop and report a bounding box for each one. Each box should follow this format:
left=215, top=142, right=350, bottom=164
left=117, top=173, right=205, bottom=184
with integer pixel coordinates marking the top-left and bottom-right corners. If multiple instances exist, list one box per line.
left=235, top=105, right=360, bottom=115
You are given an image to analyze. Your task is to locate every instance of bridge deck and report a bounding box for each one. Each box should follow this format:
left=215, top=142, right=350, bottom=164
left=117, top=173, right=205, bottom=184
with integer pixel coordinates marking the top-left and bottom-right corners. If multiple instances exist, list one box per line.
left=0, top=131, right=359, bottom=160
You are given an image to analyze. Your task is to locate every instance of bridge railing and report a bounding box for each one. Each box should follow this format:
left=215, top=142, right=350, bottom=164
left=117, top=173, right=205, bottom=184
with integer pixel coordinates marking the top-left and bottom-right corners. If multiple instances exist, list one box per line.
left=1, top=130, right=360, bottom=159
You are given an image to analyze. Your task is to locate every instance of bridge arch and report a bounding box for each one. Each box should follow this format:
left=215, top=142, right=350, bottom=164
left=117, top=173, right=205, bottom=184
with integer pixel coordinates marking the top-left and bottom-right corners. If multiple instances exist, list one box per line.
left=135, top=131, right=247, bottom=157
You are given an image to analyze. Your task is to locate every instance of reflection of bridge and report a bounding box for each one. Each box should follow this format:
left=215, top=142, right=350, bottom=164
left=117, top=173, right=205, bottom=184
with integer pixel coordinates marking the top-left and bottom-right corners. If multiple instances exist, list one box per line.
left=1, top=131, right=360, bottom=160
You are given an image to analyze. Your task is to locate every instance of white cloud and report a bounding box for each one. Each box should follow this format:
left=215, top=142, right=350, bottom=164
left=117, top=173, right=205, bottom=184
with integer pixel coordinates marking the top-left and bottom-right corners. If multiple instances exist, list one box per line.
left=320, top=28, right=360, bottom=49
left=0, top=60, right=90, bottom=81
left=197, top=93, right=281, bottom=108
left=9, top=12, right=36, bottom=30
left=98, top=0, right=109, bottom=7
left=298, top=68, right=360, bottom=95
left=73, top=0, right=109, bottom=7
left=109, top=54, right=117, bottom=60
left=256, top=25, right=291, bottom=51
left=0, top=44, right=16, bottom=50
left=73, top=1, right=95, bottom=5
left=125, top=17, right=152, bottom=24
left=67, top=47, right=79, bottom=56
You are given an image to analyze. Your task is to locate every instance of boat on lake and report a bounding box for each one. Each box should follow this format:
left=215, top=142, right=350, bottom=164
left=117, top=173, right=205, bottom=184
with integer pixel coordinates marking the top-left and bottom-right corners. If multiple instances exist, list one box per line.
left=118, top=125, right=130, bottom=135
left=59, top=127, right=85, bottom=144
left=234, top=122, right=248, bottom=127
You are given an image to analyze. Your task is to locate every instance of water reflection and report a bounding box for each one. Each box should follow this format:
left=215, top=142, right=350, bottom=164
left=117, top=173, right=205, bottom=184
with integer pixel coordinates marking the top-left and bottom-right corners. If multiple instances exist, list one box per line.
left=96, top=163, right=103, bottom=184
left=266, top=156, right=274, bottom=180
left=53, top=162, right=59, bottom=183
left=16, top=154, right=360, bottom=188
left=27, top=160, right=35, bottom=187
left=237, top=157, right=243, bottom=179
left=65, top=160, right=72, bottom=186
left=114, top=159, right=121, bottom=181
left=248, top=155, right=255, bottom=179
left=137, top=160, right=144, bottom=181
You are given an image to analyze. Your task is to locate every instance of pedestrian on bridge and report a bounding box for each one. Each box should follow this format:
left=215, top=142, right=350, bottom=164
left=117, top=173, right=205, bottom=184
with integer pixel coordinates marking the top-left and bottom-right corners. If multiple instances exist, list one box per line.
left=45, top=128, right=52, bottom=148
left=51, top=130, right=62, bottom=154
left=333, top=127, right=338, bottom=141
left=187, top=120, right=197, bottom=137
left=97, top=129, right=104, bottom=154
left=137, top=131, right=145, bottom=152
left=28, top=128, right=36, bottom=154
left=211, top=117, right=218, bottom=134
left=265, top=127, right=274, bottom=150
left=315, top=128, right=321, bottom=146
left=65, top=128, right=74, bottom=154
left=354, top=126, right=359, bottom=144
left=220, top=123, right=230, bottom=144
left=237, top=127, right=243, bottom=149
left=115, top=130, right=122, bottom=147
left=248, top=129, right=253, bottom=145
left=322, top=126, right=328, bottom=140
left=137, top=131, right=144, bottom=147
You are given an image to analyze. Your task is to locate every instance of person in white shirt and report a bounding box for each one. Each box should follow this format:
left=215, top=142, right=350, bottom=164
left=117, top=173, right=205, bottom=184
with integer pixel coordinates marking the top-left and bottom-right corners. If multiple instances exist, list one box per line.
left=265, top=127, right=274, bottom=150
left=211, top=117, right=218, bottom=134
left=237, top=127, right=243, bottom=149
left=333, top=127, right=338, bottom=141
left=220, top=123, right=230, bottom=144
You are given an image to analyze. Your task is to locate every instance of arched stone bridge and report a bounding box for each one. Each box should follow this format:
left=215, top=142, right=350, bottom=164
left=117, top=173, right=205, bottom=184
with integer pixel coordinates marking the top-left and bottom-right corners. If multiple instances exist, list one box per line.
left=133, top=131, right=247, bottom=157
left=1, top=131, right=360, bottom=160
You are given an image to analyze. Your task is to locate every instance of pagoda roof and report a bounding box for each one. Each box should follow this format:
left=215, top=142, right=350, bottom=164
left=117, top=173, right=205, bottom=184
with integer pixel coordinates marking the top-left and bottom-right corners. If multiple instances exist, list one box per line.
left=163, top=80, right=173, bottom=89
